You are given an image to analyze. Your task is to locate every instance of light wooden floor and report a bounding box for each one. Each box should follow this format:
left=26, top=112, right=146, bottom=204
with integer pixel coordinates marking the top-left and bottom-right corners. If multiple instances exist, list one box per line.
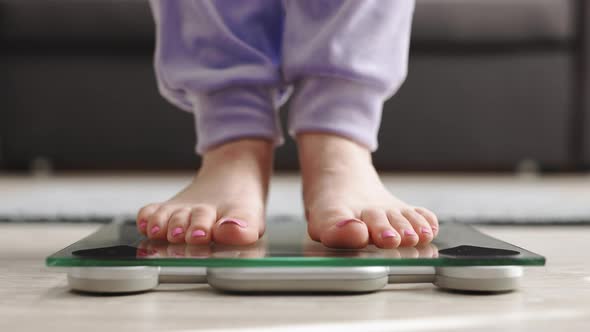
left=0, top=223, right=589, bottom=331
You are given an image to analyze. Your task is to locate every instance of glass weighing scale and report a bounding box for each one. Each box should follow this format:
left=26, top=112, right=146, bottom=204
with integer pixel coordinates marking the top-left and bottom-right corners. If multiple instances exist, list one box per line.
left=46, top=216, right=546, bottom=294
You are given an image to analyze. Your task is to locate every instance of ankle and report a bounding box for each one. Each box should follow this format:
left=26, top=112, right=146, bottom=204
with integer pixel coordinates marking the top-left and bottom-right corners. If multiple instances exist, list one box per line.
left=199, top=139, right=274, bottom=180
left=296, top=133, right=372, bottom=172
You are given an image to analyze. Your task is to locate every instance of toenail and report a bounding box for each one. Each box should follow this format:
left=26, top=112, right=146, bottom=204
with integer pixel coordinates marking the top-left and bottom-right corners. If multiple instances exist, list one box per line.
left=219, top=219, right=248, bottom=228
left=172, top=227, right=184, bottom=237
left=335, top=219, right=363, bottom=227
left=139, top=220, right=147, bottom=229
left=150, top=226, right=160, bottom=235
left=403, top=229, right=416, bottom=236
left=381, top=230, right=397, bottom=238
left=421, top=227, right=431, bottom=234
left=191, top=229, right=206, bottom=238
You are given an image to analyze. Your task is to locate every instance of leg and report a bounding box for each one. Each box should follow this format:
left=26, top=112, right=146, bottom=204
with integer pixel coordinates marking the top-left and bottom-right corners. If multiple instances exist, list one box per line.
left=138, top=0, right=285, bottom=245
left=283, top=0, right=438, bottom=248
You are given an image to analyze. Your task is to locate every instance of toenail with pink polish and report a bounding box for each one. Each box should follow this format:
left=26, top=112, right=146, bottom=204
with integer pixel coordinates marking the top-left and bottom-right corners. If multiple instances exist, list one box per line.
left=421, top=227, right=432, bottom=234
left=335, top=219, right=363, bottom=227
left=172, top=227, right=184, bottom=237
left=219, top=219, right=248, bottom=228
left=403, top=229, right=416, bottom=236
left=139, top=220, right=147, bottom=229
left=382, top=230, right=397, bottom=238
left=191, top=229, right=206, bottom=238
left=150, top=226, right=160, bottom=235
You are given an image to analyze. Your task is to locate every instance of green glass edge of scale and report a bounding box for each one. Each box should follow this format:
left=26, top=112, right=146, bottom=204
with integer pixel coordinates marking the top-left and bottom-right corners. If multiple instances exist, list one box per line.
left=46, top=255, right=546, bottom=268
left=44, top=219, right=547, bottom=268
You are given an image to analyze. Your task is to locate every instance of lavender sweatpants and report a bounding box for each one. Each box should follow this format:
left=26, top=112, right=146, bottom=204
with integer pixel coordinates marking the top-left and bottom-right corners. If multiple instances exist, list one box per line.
left=150, top=0, right=414, bottom=154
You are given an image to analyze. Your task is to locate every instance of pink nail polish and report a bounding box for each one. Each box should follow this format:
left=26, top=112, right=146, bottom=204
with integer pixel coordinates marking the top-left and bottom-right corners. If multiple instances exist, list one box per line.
left=219, top=219, right=248, bottom=228
left=421, top=227, right=432, bottom=234
left=382, top=230, right=397, bottom=238
left=172, top=227, right=183, bottom=237
left=150, top=226, right=160, bottom=235
left=403, top=229, right=416, bottom=236
left=335, top=219, right=363, bottom=227
left=139, top=220, right=147, bottom=229
left=191, top=230, right=206, bottom=238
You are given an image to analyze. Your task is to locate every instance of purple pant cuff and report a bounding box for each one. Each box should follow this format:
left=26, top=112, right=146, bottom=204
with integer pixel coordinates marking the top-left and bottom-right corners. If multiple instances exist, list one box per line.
left=288, top=77, right=385, bottom=151
left=191, top=86, right=284, bottom=154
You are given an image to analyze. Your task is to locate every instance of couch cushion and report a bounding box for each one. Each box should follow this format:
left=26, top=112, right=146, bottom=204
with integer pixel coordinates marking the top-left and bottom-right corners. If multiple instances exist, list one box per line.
left=0, top=0, right=575, bottom=48
left=412, top=0, right=575, bottom=44
left=376, top=52, right=572, bottom=170
left=0, top=52, right=572, bottom=171
left=0, top=0, right=153, bottom=48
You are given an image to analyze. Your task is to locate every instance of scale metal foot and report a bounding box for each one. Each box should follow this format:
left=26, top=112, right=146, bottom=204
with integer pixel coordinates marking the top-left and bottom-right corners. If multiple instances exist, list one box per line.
left=434, top=266, right=523, bottom=292
left=67, top=267, right=159, bottom=293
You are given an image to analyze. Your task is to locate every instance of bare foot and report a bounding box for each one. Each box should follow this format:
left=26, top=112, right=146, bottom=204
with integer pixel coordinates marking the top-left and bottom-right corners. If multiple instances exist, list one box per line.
left=298, top=133, right=439, bottom=249
left=136, top=139, right=273, bottom=245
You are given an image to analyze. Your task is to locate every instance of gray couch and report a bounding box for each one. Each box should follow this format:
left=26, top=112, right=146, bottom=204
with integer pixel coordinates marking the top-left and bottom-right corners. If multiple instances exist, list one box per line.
left=1, top=0, right=587, bottom=171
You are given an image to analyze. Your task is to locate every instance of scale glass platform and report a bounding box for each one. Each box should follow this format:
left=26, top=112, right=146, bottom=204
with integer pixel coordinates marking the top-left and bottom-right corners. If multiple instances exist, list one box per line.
left=46, top=216, right=545, bottom=294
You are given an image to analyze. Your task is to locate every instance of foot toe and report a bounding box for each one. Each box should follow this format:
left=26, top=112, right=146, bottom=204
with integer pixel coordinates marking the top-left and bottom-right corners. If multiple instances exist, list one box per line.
left=414, top=207, right=439, bottom=236
left=213, top=210, right=262, bottom=246
left=402, top=208, right=434, bottom=245
left=185, top=205, right=217, bottom=245
left=307, top=207, right=369, bottom=249
left=166, top=208, right=191, bottom=243
left=361, top=209, right=400, bottom=249
left=137, top=203, right=160, bottom=235
left=147, top=206, right=174, bottom=240
left=321, top=219, right=369, bottom=249
left=387, top=210, right=419, bottom=247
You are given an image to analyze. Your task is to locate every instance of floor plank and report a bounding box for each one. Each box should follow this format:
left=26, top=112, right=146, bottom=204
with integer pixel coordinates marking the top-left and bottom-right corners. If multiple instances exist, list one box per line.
left=0, top=223, right=588, bottom=331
